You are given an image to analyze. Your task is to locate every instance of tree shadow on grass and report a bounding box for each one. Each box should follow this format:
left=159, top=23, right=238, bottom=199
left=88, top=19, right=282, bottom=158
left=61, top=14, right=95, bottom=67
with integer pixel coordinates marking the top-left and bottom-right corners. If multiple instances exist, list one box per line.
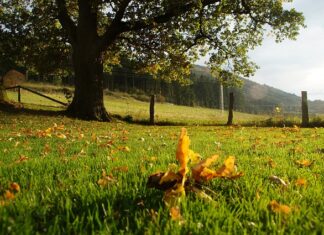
left=18, top=189, right=165, bottom=234
left=0, top=102, right=66, bottom=118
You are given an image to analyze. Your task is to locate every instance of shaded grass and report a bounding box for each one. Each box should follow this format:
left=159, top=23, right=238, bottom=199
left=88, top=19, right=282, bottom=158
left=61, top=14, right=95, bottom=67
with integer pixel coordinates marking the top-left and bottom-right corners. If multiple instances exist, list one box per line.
left=0, top=111, right=323, bottom=234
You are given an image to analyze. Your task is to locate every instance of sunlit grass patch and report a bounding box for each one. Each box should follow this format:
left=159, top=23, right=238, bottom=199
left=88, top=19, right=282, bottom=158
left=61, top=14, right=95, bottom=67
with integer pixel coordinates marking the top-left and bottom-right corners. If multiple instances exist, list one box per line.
left=0, top=111, right=323, bottom=234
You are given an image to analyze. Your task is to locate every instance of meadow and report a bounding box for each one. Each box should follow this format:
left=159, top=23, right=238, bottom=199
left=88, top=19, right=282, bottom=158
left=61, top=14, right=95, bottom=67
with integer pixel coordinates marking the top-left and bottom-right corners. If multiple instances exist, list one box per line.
left=0, top=105, right=323, bottom=234
left=5, top=84, right=267, bottom=126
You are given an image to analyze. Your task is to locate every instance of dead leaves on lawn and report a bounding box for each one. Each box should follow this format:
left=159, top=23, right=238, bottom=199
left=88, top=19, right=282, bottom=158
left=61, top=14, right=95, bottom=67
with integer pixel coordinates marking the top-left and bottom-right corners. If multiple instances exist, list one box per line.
left=268, top=200, right=291, bottom=215
left=148, top=128, right=244, bottom=221
left=0, top=182, right=20, bottom=206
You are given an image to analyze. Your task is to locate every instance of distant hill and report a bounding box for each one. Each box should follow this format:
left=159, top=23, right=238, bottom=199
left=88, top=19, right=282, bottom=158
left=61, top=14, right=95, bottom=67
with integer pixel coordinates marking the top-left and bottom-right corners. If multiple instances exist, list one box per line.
left=192, top=65, right=324, bottom=115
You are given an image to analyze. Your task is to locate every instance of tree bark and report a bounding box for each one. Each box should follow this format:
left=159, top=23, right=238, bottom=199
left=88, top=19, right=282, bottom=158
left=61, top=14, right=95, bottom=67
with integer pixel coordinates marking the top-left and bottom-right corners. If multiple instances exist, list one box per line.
left=66, top=44, right=111, bottom=121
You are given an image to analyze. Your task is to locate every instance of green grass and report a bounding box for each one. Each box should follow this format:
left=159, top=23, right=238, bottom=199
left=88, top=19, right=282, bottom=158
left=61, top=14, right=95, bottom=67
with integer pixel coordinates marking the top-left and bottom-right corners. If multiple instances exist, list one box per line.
left=0, top=110, right=323, bottom=234
left=6, top=83, right=267, bottom=125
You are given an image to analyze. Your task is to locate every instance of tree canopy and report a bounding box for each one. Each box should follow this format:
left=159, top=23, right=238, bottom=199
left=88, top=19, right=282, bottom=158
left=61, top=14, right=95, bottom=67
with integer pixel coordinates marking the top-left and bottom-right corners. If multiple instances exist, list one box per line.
left=0, top=0, right=305, bottom=120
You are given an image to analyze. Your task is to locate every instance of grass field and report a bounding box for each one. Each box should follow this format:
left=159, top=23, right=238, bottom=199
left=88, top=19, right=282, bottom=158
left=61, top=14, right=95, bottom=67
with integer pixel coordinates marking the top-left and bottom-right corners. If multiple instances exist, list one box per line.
left=5, top=83, right=269, bottom=126
left=0, top=108, right=323, bottom=234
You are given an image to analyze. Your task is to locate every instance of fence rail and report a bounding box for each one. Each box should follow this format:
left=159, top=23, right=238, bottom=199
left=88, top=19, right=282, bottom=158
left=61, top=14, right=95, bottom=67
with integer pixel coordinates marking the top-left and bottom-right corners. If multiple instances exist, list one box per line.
left=5, top=85, right=68, bottom=106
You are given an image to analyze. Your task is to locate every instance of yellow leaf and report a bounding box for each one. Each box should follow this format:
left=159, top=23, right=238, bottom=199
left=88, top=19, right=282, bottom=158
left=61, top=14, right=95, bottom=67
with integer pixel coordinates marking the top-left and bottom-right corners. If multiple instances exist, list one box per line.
left=192, top=155, right=219, bottom=182
left=215, top=156, right=243, bottom=179
left=295, top=178, right=307, bottom=187
left=56, top=133, right=67, bottom=139
left=295, top=159, right=314, bottom=167
left=188, top=150, right=201, bottom=165
left=268, top=200, right=291, bottom=215
left=176, top=128, right=190, bottom=176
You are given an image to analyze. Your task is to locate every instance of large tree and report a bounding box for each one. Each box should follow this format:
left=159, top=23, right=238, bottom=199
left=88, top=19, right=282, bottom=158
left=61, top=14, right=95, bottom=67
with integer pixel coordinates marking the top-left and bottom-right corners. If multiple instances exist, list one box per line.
left=2, top=0, right=304, bottom=121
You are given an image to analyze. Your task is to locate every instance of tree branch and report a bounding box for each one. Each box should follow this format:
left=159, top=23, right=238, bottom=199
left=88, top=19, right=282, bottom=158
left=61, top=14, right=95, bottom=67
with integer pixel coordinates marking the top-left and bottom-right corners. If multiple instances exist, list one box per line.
left=55, top=0, right=77, bottom=45
left=121, top=0, right=221, bottom=32
left=98, top=0, right=221, bottom=51
left=98, top=0, right=132, bottom=51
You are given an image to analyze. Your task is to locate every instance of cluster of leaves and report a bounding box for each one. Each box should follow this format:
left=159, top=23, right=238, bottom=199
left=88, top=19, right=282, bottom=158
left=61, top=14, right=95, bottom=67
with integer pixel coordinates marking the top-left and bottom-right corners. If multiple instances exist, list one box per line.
left=147, top=128, right=243, bottom=220
left=0, top=182, right=20, bottom=206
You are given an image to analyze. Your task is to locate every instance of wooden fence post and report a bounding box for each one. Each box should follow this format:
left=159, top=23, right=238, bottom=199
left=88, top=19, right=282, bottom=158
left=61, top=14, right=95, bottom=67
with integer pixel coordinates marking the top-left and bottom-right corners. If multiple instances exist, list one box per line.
left=150, top=94, right=155, bottom=125
left=301, top=91, right=309, bottom=127
left=18, top=86, right=21, bottom=103
left=227, top=92, right=234, bottom=125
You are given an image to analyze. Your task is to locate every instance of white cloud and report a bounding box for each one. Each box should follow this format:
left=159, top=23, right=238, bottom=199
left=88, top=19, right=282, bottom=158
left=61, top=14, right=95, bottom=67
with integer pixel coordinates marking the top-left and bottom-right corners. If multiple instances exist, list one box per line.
left=197, top=0, right=324, bottom=101
left=248, top=0, right=324, bottom=100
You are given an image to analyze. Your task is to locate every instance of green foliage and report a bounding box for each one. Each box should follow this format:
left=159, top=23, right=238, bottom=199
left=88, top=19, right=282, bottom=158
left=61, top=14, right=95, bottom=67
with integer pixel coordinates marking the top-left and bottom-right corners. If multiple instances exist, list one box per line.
left=0, top=0, right=71, bottom=78
left=1, top=0, right=305, bottom=83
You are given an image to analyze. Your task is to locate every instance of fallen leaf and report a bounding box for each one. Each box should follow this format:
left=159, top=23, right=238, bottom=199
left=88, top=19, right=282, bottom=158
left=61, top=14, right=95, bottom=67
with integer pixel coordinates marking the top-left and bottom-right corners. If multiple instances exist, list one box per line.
left=97, top=170, right=116, bottom=187
left=215, top=156, right=244, bottom=179
left=147, top=172, right=180, bottom=190
left=159, top=171, right=182, bottom=185
left=267, top=158, right=276, bottom=168
left=269, top=175, right=289, bottom=187
left=176, top=128, right=190, bottom=177
left=170, top=206, right=183, bottom=221
left=188, top=150, right=201, bottom=165
left=56, top=133, right=67, bottom=139
left=10, top=182, right=20, bottom=192
left=4, top=190, right=15, bottom=200
left=295, top=178, right=307, bottom=187
left=15, top=155, right=29, bottom=163
left=268, top=200, right=291, bottom=215
left=191, top=155, right=219, bottom=182
left=295, top=159, right=314, bottom=168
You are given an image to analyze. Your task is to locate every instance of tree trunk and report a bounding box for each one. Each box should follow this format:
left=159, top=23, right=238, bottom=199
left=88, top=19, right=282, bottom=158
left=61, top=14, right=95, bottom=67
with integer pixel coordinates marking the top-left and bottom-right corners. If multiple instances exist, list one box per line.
left=67, top=45, right=111, bottom=121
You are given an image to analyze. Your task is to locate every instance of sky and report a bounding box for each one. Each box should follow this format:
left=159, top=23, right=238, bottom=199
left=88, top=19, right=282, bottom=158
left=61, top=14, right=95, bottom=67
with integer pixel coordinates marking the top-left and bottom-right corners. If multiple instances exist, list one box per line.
left=198, top=0, right=324, bottom=101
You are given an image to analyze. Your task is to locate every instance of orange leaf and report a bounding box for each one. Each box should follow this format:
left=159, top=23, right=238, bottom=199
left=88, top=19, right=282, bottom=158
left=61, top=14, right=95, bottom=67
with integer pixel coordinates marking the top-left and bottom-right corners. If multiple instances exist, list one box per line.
left=295, top=178, right=307, bottom=187
left=170, top=206, right=182, bottom=221
left=10, top=182, right=20, bottom=192
left=268, top=200, right=291, bottom=215
left=176, top=128, right=190, bottom=176
left=4, top=190, right=15, bottom=200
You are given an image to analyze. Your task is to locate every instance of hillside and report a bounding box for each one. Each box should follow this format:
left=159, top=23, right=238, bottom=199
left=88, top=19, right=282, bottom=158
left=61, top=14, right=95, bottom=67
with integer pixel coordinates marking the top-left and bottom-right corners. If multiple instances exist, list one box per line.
left=192, top=65, right=324, bottom=115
